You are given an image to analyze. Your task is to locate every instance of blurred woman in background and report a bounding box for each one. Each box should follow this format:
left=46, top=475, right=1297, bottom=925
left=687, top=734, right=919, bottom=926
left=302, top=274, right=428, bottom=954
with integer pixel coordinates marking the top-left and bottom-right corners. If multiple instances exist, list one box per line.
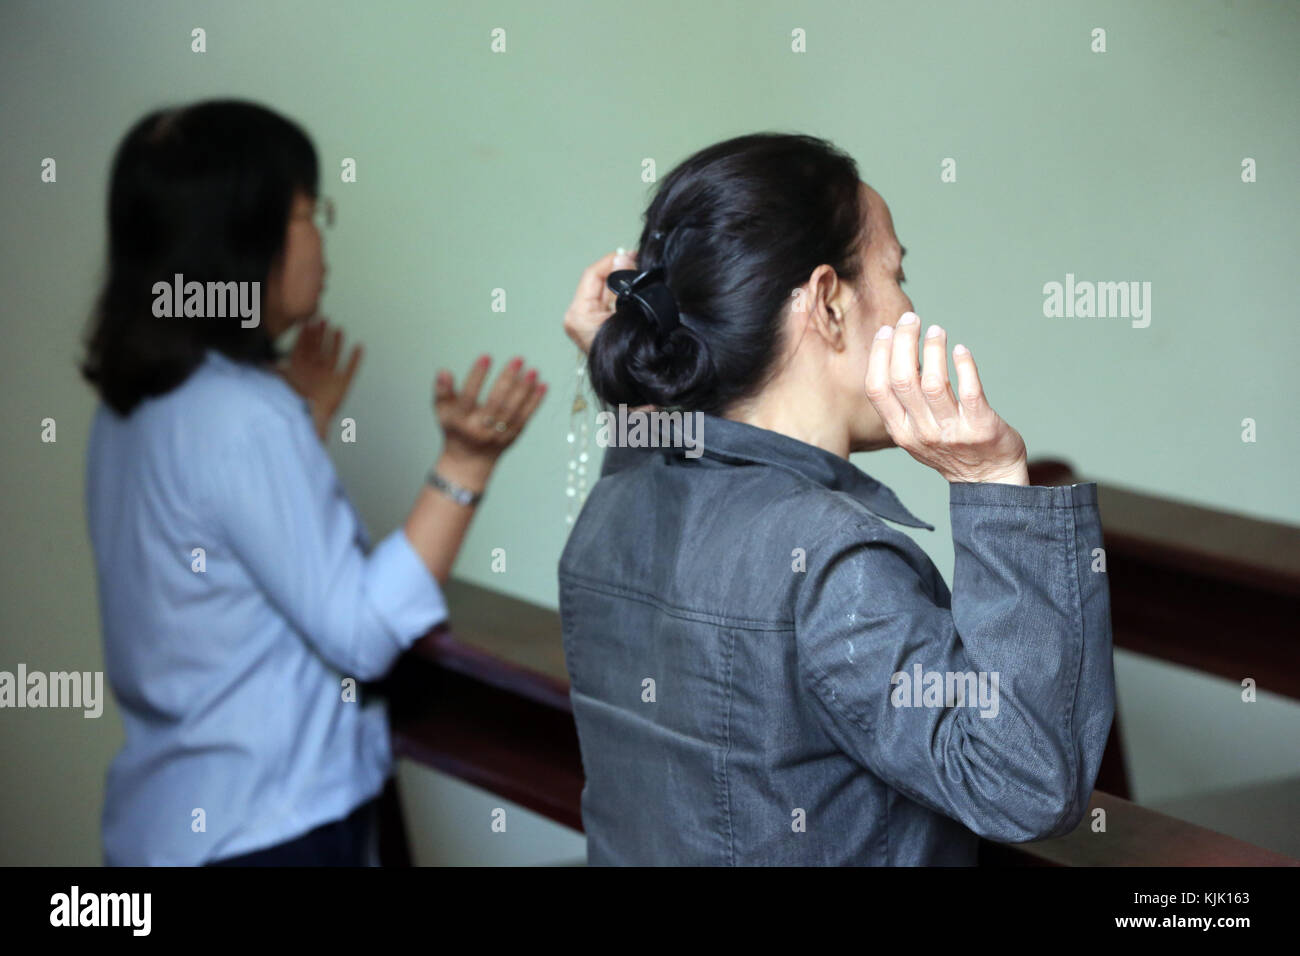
left=82, top=99, right=546, bottom=865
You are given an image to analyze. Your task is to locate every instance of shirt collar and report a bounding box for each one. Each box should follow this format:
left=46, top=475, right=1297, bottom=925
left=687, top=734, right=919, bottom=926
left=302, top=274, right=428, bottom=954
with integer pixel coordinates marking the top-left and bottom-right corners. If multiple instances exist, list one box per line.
left=660, top=412, right=934, bottom=531
left=203, top=349, right=312, bottom=417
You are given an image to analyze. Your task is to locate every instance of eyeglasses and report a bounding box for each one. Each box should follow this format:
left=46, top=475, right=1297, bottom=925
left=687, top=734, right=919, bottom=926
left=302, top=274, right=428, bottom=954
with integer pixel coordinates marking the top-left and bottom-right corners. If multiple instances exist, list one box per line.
left=312, top=196, right=336, bottom=230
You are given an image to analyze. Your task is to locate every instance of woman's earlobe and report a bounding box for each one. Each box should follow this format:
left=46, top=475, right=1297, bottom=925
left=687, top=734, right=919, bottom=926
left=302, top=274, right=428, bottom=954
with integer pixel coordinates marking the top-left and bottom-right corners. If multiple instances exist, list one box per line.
left=829, top=305, right=845, bottom=336
left=823, top=305, right=848, bottom=351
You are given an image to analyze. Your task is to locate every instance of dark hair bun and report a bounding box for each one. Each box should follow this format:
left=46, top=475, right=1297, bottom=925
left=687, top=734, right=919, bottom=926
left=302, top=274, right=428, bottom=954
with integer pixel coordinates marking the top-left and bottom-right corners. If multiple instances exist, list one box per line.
left=588, top=292, right=713, bottom=410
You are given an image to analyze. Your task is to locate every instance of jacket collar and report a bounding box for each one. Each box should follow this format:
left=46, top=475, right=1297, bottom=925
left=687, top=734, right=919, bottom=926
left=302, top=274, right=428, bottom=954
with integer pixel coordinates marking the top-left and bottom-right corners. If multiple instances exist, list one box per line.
left=661, top=412, right=934, bottom=531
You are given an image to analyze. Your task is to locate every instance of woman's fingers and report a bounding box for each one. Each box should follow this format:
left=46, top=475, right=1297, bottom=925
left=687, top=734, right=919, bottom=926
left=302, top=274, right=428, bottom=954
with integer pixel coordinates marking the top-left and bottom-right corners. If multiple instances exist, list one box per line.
left=434, top=369, right=455, bottom=409
left=590, top=252, right=623, bottom=315
left=455, top=355, right=491, bottom=413
left=867, top=312, right=961, bottom=441
left=919, top=323, right=958, bottom=422
left=514, top=378, right=547, bottom=427
left=286, top=330, right=307, bottom=364
left=479, top=357, right=523, bottom=421
left=433, top=354, right=546, bottom=456
left=887, top=312, right=939, bottom=431
left=296, top=319, right=319, bottom=357
left=951, top=342, right=992, bottom=418
left=497, top=366, right=539, bottom=425
left=575, top=250, right=632, bottom=317
left=576, top=252, right=619, bottom=308
left=599, top=248, right=638, bottom=312
left=579, top=251, right=639, bottom=306
left=325, top=327, right=342, bottom=366
left=296, top=318, right=332, bottom=367
left=499, top=376, right=547, bottom=442
left=565, top=248, right=638, bottom=352
left=865, top=322, right=907, bottom=431
left=865, top=312, right=1027, bottom=483
left=340, top=344, right=363, bottom=390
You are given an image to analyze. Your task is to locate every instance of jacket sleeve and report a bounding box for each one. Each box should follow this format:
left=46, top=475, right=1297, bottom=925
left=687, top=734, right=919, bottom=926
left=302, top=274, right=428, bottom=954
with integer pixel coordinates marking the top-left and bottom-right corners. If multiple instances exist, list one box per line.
left=198, top=412, right=448, bottom=682
left=794, top=481, right=1115, bottom=844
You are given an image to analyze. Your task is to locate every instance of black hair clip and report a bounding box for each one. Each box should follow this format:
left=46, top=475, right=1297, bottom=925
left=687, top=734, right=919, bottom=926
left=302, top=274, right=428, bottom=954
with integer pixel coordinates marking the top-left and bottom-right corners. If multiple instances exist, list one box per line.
left=607, top=266, right=680, bottom=333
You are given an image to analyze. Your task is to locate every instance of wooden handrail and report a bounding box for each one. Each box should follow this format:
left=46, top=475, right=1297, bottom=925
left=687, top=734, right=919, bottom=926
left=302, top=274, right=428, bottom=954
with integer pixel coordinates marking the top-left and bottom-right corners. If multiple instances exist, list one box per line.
left=980, top=791, right=1298, bottom=866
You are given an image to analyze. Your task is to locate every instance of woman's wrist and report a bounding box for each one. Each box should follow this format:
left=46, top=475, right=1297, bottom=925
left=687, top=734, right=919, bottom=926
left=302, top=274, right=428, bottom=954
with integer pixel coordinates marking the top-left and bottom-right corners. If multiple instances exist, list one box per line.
left=959, top=458, right=1030, bottom=486
left=433, top=449, right=494, bottom=495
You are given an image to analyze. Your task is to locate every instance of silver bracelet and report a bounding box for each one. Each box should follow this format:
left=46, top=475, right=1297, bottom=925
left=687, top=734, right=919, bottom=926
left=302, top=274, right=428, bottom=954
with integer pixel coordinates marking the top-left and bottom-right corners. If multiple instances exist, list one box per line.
left=426, top=468, right=483, bottom=507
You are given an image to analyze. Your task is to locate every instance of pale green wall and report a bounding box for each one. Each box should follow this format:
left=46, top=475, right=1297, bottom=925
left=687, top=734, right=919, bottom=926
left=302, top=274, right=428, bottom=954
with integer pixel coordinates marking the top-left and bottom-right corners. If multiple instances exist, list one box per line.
left=2, top=0, right=1296, bottom=864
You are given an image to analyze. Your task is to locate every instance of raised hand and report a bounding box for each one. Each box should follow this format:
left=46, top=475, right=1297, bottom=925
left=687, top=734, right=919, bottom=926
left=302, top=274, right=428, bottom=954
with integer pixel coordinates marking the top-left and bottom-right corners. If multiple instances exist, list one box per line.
left=434, top=355, right=547, bottom=470
left=563, top=248, right=637, bottom=353
left=280, top=317, right=363, bottom=441
left=865, top=311, right=1028, bottom=485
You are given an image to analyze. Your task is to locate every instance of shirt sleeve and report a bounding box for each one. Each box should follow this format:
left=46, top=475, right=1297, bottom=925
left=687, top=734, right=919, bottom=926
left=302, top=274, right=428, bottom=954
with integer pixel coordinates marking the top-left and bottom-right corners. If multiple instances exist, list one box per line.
left=794, top=481, right=1115, bottom=844
left=197, top=412, right=448, bottom=682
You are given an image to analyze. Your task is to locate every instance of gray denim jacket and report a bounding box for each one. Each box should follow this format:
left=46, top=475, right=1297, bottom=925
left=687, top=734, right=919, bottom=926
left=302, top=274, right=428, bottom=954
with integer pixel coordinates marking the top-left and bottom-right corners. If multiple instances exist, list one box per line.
left=558, top=412, right=1115, bottom=865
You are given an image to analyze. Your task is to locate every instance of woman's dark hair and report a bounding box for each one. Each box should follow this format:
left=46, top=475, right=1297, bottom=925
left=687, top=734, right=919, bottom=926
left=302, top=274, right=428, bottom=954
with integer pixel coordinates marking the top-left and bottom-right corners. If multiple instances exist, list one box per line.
left=81, top=99, right=319, bottom=415
left=588, top=132, right=867, bottom=416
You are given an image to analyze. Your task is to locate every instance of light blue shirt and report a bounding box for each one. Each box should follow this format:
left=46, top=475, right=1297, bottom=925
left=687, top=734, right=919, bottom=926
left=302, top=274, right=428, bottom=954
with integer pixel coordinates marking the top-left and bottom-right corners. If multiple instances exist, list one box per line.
left=86, top=350, right=447, bottom=865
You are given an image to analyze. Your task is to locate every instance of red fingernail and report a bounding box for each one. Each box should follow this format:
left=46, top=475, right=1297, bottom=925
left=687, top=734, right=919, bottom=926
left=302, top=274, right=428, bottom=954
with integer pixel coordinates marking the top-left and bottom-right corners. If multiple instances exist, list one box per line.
left=525, top=369, right=537, bottom=382
left=478, top=355, right=490, bottom=366
left=510, top=357, right=523, bottom=370
left=538, top=383, right=548, bottom=394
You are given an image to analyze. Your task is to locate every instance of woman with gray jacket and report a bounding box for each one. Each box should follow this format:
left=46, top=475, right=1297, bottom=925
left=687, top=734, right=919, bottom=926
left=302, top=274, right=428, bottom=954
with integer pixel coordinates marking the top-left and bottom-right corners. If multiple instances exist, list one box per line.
left=559, top=132, right=1115, bottom=865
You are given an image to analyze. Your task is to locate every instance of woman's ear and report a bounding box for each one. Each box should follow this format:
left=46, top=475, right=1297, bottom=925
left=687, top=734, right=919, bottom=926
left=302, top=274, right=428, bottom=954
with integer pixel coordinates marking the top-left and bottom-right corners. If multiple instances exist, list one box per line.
left=805, top=264, right=848, bottom=352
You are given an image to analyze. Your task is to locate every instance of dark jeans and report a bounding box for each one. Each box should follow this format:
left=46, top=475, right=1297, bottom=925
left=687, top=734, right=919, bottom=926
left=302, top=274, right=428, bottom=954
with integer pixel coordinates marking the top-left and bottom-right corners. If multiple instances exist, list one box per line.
left=206, top=797, right=379, bottom=867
